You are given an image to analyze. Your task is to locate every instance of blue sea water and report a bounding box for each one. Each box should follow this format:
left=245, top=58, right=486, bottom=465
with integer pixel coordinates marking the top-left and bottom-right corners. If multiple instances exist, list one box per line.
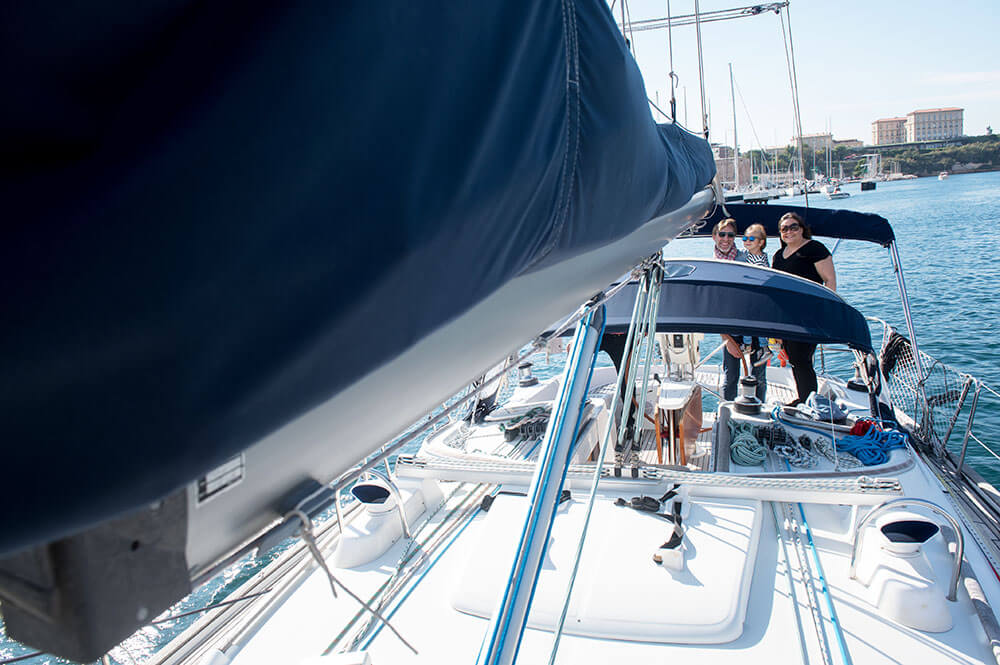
left=3, top=172, right=999, bottom=665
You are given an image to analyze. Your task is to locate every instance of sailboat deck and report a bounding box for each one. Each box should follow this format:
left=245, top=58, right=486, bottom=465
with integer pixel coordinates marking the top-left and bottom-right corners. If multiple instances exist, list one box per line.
left=148, top=364, right=1000, bottom=665
left=214, top=457, right=998, bottom=665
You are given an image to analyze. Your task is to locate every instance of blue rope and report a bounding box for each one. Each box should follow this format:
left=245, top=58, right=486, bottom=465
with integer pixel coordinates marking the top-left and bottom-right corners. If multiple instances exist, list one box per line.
left=835, top=427, right=907, bottom=466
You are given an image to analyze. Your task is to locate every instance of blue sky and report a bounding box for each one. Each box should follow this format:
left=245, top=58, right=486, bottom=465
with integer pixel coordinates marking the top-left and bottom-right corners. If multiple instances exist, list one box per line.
left=623, top=0, right=999, bottom=148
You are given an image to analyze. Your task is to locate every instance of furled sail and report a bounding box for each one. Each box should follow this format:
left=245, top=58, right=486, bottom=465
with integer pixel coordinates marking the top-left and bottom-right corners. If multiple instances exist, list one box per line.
left=1, top=4, right=713, bottom=654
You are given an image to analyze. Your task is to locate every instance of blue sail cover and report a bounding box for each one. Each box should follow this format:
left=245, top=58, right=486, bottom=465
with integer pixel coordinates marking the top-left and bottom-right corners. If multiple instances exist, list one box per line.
left=0, top=2, right=714, bottom=552
left=604, top=260, right=873, bottom=352
left=698, top=203, right=895, bottom=246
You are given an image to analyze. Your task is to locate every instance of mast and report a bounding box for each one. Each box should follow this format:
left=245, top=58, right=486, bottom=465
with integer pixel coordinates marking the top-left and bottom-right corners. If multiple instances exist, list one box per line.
left=827, top=118, right=832, bottom=178
left=729, top=62, right=739, bottom=189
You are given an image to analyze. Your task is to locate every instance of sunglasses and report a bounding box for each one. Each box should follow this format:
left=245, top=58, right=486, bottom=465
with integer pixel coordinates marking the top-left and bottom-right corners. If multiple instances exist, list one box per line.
left=716, top=231, right=735, bottom=238
left=742, top=235, right=757, bottom=242
left=779, top=223, right=801, bottom=233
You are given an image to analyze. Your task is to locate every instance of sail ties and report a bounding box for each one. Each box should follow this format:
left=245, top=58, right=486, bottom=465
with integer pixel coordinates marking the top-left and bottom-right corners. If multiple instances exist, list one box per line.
left=284, top=510, right=419, bottom=655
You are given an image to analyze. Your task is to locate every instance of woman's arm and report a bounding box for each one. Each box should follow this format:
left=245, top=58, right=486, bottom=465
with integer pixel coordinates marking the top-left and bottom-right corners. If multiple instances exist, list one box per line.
left=815, top=256, right=836, bottom=291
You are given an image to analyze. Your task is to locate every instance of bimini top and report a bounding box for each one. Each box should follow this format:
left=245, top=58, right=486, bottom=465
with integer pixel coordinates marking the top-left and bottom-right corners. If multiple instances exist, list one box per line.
left=694, top=203, right=895, bottom=247
left=604, top=260, right=873, bottom=353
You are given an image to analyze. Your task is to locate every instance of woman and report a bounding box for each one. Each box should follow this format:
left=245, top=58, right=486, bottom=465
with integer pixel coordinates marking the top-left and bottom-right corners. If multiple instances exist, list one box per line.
left=771, top=212, right=837, bottom=404
left=712, top=219, right=766, bottom=401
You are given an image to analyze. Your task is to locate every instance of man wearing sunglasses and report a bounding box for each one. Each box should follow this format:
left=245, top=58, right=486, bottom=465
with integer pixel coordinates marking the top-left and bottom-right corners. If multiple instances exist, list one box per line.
left=712, top=219, right=767, bottom=402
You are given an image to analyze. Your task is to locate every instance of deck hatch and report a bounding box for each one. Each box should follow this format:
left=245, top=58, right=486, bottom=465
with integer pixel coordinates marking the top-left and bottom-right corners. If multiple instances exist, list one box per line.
left=452, top=494, right=762, bottom=644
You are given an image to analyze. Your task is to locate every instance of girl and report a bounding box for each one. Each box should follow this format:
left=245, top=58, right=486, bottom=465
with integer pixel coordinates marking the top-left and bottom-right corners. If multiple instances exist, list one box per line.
left=739, top=223, right=769, bottom=267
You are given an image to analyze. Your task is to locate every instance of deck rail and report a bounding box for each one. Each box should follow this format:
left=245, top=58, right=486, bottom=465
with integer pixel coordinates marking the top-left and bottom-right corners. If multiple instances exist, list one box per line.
left=869, top=317, right=1000, bottom=475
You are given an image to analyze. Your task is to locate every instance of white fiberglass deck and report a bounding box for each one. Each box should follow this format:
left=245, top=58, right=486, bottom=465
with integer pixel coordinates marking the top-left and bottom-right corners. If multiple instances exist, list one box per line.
left=210, top=454, right=999, bottom=665
left=453, top=494, right=761, bottom=643
left=148, top=363, right=1000, bottom=665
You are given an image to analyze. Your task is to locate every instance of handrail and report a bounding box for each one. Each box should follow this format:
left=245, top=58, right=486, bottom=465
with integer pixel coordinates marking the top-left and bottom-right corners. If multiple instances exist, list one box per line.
left=956, top=386, right=983, bottom=473
left=866, top=315, right=998, bottom=461
left=941, top=377, right=975, bottom=450
left=848, top=498, right=964, bottom=601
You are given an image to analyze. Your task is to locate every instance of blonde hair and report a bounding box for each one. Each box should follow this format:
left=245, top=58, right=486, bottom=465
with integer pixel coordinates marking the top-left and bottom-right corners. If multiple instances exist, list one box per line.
left=745, top=223, right=767, bottom=249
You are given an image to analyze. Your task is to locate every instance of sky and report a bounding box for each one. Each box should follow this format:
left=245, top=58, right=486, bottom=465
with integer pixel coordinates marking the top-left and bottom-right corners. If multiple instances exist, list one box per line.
left=621, top=0, right=999, bottom=150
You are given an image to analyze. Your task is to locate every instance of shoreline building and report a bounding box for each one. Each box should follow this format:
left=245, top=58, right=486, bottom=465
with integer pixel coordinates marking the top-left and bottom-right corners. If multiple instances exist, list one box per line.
left=791, top=133, right=833, bottom=151
left=872, top=108, right=964, bottom=145
left=712, top=144, right=751, bottom=187
left=905, top=108, right=963, bottom=142
left=872, top=117, right=907, bottom=145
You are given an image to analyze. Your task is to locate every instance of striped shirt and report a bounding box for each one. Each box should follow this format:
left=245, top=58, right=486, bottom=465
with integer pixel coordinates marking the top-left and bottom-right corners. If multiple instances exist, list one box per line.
left=740, top=251, right=769, bottom=267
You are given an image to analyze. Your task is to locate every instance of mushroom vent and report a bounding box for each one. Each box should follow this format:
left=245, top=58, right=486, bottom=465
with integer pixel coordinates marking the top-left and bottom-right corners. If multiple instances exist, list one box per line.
left=352, top=484, right=391, bottom=504
left=880, top=520, right=938, bottom=544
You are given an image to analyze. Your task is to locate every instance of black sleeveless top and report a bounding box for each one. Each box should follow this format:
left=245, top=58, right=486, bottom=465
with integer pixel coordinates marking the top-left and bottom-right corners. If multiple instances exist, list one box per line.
left=771, top=239, right=830, bottom=284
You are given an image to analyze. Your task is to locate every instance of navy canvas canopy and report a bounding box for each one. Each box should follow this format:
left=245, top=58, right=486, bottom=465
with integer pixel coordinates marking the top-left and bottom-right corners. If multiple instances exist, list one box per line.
left=603, top=260, right=873, bottom=352
left=696, top=203, right=895, bottom=247
left=0, top=2, right=714, bottom=552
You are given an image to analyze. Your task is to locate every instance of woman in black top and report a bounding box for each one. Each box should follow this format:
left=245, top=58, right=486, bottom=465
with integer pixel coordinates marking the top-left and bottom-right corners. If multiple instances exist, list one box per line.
left=771, top=212, right=837, bottom=404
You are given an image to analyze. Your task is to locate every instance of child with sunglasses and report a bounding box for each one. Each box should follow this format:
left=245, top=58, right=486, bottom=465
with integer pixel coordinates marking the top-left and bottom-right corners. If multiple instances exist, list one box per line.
left=712, top=219, right=767, bottom=402
left=739, top=223, right=768, bottom=267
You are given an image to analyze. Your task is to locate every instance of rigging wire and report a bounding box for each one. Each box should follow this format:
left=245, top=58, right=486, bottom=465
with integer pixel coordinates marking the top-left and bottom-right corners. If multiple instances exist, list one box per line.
left=693, top=0, right=709, bottom=138
left=666, top=0, right=677, bottom=123
left=779, top=5, right=809, bottom=206
left=619, top=2, right=787, bottom=32
left=287, top=509, right=419, bottom=655
left=623, top=0, right=637, bottom=52
left=547, top=261, right=660, bottom=663
left=733, top=78, right=774, bottom=180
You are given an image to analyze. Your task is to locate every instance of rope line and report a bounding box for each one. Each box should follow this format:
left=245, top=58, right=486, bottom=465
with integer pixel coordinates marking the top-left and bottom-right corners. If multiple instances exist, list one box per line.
left=970, top=433, right=1000, bottom=464
left=729, top=420, right=767, bottom=466
left=286, top=510, right=418, bottom=655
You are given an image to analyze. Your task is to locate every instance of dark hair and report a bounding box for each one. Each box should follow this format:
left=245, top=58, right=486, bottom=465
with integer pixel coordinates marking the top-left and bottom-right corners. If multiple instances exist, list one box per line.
left=713, top=218, right=737, bottom=235
left=778, top=212, right=811, bottom=239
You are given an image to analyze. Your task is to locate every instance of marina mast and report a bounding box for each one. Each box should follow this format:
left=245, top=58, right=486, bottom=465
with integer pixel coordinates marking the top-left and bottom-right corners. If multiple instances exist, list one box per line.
left=730, top=63, right=739, bottom=189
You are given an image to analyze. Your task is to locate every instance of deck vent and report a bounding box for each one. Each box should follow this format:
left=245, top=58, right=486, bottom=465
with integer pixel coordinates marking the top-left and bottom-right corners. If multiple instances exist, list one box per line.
left=879, top=519, right=939, bottom=559
left=881, top=520, right=939, bottom=548
left=352, top=484, right=391, bottom=504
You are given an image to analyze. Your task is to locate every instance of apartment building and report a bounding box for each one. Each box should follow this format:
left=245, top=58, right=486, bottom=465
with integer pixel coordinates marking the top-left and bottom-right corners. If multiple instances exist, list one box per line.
left=872, top=118, right=907, bottom=145
left=711, top=144, right=751, bottom=185
left=791, top=133, right=833, bottom=151
left=904, top=108, right=964, bottom=142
